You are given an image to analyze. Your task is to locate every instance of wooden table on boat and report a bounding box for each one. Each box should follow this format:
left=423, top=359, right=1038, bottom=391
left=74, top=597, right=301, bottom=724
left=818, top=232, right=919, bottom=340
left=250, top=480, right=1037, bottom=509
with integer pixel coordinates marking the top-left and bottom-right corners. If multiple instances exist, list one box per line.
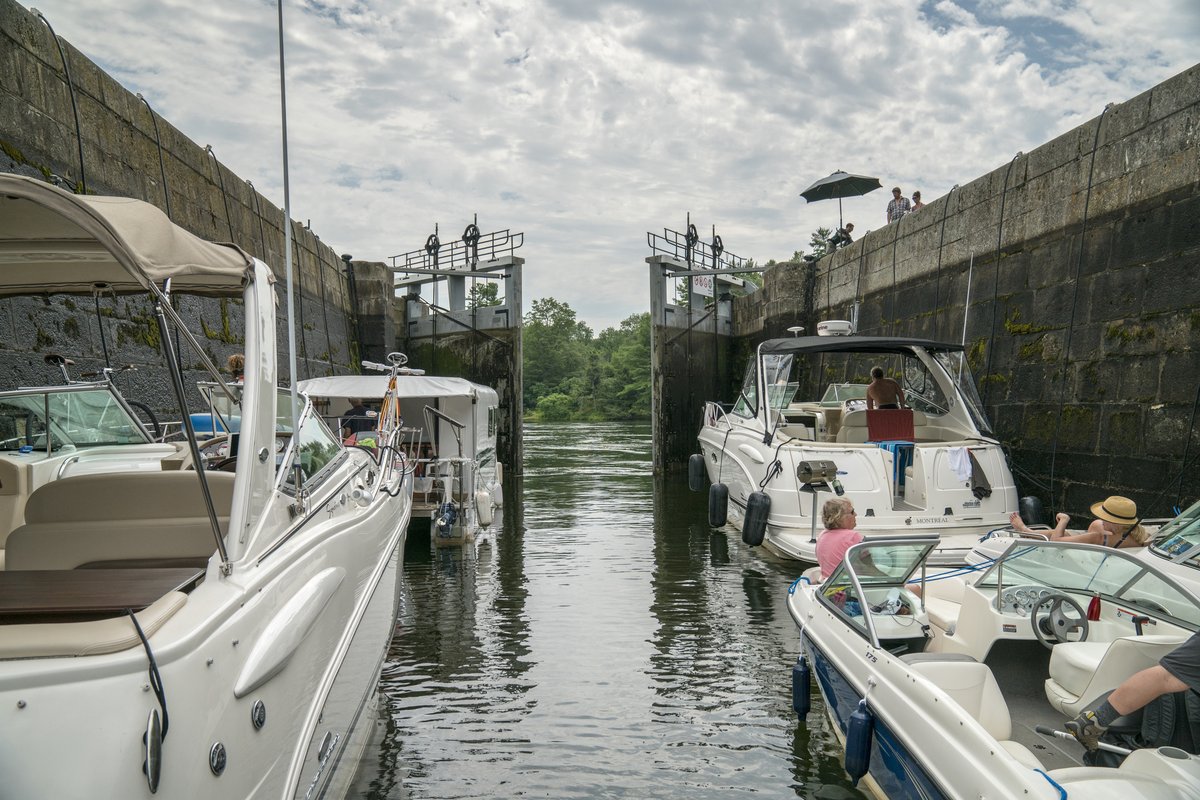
left=0, top=568, right=205, bottom=623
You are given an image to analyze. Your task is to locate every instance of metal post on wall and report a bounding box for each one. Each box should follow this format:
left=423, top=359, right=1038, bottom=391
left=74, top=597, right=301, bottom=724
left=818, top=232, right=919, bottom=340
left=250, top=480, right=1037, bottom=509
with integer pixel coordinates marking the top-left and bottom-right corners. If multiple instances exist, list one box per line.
left=31, top=9, right=86, bottom=193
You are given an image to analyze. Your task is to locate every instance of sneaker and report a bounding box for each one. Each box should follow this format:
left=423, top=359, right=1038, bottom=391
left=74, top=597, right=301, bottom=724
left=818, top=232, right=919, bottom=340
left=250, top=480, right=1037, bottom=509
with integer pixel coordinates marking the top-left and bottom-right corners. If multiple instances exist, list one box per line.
left=1065, top=710, right=1107, bottom=750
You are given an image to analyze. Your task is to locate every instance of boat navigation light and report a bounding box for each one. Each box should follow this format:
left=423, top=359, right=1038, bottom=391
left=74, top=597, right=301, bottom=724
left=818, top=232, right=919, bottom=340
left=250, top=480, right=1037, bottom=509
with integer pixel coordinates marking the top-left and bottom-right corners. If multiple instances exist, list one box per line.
left=787, top=325, right=805, bottom=337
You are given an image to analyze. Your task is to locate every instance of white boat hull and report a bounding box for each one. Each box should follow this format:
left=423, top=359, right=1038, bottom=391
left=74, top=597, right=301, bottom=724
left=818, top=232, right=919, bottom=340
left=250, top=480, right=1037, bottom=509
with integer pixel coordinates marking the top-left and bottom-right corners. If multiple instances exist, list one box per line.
left=699, top=428, right=1016, bottom=565
left=0, top=463, right=410, bottom=799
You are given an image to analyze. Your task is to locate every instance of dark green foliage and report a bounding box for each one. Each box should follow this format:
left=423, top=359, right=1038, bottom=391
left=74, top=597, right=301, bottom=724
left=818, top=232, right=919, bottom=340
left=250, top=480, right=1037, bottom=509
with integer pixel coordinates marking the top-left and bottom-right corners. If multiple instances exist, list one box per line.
left=524, top=299, right=650, bottom=421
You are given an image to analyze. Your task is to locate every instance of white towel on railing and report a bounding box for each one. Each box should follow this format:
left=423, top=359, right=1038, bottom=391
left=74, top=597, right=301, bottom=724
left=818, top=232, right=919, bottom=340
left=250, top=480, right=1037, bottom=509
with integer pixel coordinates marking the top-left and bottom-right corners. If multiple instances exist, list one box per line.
left=947, top=447, right=971, bottom=482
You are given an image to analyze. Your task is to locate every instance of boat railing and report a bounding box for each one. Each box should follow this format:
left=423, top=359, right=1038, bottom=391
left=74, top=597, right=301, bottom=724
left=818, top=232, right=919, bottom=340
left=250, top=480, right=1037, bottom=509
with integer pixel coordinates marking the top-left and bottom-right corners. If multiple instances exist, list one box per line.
left=703, top=401, right=734, bottom=429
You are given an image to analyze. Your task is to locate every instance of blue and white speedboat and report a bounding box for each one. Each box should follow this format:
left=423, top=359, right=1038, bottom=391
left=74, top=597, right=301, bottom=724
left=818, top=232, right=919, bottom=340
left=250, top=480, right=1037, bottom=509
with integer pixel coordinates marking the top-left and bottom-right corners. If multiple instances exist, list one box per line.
left=787, top=536, right=1200, bottom=798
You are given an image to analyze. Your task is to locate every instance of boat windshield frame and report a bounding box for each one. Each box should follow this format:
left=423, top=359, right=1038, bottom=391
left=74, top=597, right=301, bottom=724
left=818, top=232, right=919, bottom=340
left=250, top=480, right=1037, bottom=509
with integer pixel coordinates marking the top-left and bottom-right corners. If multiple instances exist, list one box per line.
left=1148, top=499, right=1200, bottom=568
left=817, top=536, right=939, bottom=648
left=974, top=539, right=1200, bottom=629
left=750, top=335, right=997, bottom=436
left=0, top=383, right=153, bottom=452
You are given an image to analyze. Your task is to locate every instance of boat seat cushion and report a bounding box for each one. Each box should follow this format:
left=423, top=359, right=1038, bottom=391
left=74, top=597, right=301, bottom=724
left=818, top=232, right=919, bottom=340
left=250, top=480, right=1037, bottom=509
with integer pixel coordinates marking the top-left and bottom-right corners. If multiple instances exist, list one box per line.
left=0, top=591, right=186, bottom=659
left=999, top=739, right=1043, bottom=770
left=909, top=660, right=1012, bottom=740
left=836, top=410, right=869, bottom=443
left=912, top=659, right=1044, bottom=770
left=5, top=472, right=233, bottom=571
left=22, top=471, right=235, bottom=523
left=919, top=575, right=967, bottom=634
left=1045, top=635, right=1187, bottom=715
left=837, top=409, right=929, bottom=444
left=900, top=651, right=977, bottom=664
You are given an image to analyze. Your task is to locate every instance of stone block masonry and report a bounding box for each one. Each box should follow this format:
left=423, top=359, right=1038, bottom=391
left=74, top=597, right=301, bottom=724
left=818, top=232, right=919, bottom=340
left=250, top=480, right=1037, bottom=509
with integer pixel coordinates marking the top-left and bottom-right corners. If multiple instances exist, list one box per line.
left=0, top=0, right=364, bottom=415
left=733, top=62, right=1200, bottom=520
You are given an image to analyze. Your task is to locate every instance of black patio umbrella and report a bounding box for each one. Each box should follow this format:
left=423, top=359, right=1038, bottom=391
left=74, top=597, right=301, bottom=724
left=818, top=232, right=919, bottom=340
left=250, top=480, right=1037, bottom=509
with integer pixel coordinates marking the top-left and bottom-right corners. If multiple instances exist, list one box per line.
left=800, top=170, right=882, bottom=229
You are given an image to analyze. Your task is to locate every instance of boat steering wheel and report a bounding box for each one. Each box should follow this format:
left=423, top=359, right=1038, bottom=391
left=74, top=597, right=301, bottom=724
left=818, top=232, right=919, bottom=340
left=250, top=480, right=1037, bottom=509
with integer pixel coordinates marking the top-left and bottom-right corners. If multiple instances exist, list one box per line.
left=1030, top=593, right=1089, bottom=649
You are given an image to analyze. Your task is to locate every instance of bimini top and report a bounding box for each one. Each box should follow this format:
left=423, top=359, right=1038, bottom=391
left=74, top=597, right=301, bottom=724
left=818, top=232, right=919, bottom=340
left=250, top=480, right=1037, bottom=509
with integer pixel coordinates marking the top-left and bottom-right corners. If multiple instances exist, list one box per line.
left=298, top=374, right=497, bottom=402
left=759, top=334, right=965, bottom=356
left=0, top=174, right=256, bottom=297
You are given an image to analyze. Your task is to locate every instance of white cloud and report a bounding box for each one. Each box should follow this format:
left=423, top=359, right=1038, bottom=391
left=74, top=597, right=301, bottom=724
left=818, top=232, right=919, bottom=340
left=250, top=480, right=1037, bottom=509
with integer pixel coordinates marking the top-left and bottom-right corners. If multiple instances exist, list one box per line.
left=24, top=0, right=1200, bottom=331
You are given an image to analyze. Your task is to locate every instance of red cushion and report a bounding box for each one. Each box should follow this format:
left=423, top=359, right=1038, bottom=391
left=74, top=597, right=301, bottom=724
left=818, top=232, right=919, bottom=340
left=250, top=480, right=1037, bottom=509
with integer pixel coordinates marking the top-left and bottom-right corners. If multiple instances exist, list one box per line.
left=867, top=409, right=914, bottom=442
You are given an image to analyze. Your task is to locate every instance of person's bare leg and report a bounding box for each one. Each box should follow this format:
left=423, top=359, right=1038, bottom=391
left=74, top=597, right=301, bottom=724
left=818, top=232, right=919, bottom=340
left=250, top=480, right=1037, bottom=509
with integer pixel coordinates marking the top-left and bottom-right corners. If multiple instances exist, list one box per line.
left=1008, top=511, right=1032, bottom=533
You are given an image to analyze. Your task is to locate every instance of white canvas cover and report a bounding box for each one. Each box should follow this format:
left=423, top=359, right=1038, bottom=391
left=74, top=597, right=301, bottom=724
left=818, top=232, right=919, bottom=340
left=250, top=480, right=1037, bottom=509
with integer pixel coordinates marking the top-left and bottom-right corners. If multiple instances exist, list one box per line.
left=0, top=174, right=255, bottom=296
left=298, top=374, right=498, bottom=404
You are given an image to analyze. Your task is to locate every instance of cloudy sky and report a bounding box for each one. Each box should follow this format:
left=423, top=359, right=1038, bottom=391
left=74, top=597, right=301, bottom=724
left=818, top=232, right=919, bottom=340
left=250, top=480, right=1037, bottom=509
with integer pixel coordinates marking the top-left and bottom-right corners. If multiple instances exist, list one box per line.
left=27, top=0, right=1200, bottom=332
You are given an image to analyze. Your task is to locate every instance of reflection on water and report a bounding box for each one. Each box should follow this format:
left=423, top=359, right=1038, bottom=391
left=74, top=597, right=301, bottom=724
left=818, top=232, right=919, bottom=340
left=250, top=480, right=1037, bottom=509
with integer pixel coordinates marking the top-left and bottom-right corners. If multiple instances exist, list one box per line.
left=351, top=422, right=857, bottom=798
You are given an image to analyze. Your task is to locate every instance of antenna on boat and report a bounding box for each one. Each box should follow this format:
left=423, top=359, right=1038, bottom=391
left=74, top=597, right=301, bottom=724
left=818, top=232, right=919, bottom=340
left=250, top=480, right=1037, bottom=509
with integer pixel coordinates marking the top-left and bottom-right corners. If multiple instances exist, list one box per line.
left=277, top=0, right=304, bottom=506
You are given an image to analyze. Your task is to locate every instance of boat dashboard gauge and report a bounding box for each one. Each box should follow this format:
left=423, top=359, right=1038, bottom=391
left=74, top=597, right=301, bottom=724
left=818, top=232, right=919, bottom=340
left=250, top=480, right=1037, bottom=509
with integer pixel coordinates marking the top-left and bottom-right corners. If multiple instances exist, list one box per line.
left=844, top=399, right=867, bottom=413
left=197, top=437, right=230, bottom=460
left=995, top=584, right=1055, bottom=616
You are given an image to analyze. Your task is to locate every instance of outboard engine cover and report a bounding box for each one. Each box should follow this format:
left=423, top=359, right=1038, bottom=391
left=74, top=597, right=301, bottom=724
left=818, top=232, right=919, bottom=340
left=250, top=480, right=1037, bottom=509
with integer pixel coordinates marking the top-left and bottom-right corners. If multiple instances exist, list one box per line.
left=742, top=491, right=770, bottom=546
left=708, top=483, right=729, bottom=528
left=845, top=699, right=875, bottom=785
left=435, top=502, right=457, bottom=533
left=688, top=454, right=707, bottom=492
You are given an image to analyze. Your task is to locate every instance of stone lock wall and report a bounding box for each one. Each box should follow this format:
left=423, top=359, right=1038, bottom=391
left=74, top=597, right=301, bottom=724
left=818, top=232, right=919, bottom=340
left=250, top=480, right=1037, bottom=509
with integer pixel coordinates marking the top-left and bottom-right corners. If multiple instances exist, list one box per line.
left=730, top=63, right=1200, bottom=520
left=0, top=0, right=362, bottom=415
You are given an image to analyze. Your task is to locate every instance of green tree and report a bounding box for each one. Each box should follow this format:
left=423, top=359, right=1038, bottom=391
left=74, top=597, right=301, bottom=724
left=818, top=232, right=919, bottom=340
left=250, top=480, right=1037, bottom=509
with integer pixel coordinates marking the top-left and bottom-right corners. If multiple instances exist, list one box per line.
left=535, top=393, right=574, bottom=421
left=593, top=313, right=651, bottom=419
left=807, top=227, right=833, bottom=261
left=523, top=297, right=593, bottom=411
left=467, top=281, right=501, bottom=308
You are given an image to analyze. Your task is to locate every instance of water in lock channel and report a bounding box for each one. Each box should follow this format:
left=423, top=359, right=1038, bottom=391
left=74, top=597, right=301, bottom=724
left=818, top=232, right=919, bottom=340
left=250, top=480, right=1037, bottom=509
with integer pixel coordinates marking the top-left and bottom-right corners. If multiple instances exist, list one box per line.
left=352, top=421, right=859, bottom=798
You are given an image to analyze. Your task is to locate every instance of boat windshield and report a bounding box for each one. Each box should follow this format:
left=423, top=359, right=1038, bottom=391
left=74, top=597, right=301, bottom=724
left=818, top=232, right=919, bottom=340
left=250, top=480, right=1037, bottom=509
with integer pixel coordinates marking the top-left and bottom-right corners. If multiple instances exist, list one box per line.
left=1149, top=500, right=1200, bottom=568
left=0, top=387, right=150, bottom=451
left=819, top=383, right=867, bottom=407
left=975, top=542, right=1200, bottom=627
left=931, top=350, right=994, bottom=435
left=828, top=538, right=939, bottom=587
left=198, top=383, right=296, bottom=434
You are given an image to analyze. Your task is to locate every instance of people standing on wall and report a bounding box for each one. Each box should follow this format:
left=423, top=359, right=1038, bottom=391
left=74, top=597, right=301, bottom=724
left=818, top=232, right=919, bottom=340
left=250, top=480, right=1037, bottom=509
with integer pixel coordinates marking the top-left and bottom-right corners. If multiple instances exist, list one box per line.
left=911, top=191, right=925, bottom=211
left=886, top=187, right=911, bottom=223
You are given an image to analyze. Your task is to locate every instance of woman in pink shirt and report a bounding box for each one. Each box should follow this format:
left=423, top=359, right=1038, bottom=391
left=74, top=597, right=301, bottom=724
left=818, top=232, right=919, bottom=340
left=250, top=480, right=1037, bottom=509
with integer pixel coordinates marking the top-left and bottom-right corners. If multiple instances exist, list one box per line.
left=815, top=498, right=863, bottom=580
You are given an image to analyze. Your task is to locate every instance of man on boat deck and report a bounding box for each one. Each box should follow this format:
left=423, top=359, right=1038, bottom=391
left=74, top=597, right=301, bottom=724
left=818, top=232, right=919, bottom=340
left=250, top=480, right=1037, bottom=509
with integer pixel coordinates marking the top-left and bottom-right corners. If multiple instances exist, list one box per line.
left=1068, top=630, right=1200, bottom=751
left=866, top=366, right=906, bottom=410
left=340, top=399, right=375, bottom=438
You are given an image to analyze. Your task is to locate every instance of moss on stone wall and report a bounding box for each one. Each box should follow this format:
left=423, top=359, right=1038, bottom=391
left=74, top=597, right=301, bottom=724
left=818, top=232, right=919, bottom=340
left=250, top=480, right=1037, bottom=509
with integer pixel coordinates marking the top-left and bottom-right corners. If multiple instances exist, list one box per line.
left=1018, top=335, right=1048, bottom=360
left=116, top=312, right=161, bottom=350
left=1104, top=322, right=1155, bottom=345
left=1004, top=308, right=1053, bottom=336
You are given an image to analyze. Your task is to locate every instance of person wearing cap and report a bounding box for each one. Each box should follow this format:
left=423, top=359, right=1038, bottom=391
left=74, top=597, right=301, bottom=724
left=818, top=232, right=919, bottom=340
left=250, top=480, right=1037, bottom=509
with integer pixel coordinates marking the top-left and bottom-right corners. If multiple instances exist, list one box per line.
left=886, top=186, right=911, bottom=223
left=1008, top=495, right=1149, bottom=549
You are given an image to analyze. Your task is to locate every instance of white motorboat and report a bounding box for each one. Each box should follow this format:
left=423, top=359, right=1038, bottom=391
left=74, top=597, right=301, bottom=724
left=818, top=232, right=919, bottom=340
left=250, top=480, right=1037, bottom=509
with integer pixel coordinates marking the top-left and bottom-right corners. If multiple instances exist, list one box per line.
left=693, top=325, right=1017, bottom=565
left=298, top=373, right=503, bottom=544
left=0, top=174, right=413, bottom=798
left=1139, top=500, right=1200, bottom=597
left=0, top=377, right=183, bottom=568
left=787, top=536, right=1200, bottom=798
